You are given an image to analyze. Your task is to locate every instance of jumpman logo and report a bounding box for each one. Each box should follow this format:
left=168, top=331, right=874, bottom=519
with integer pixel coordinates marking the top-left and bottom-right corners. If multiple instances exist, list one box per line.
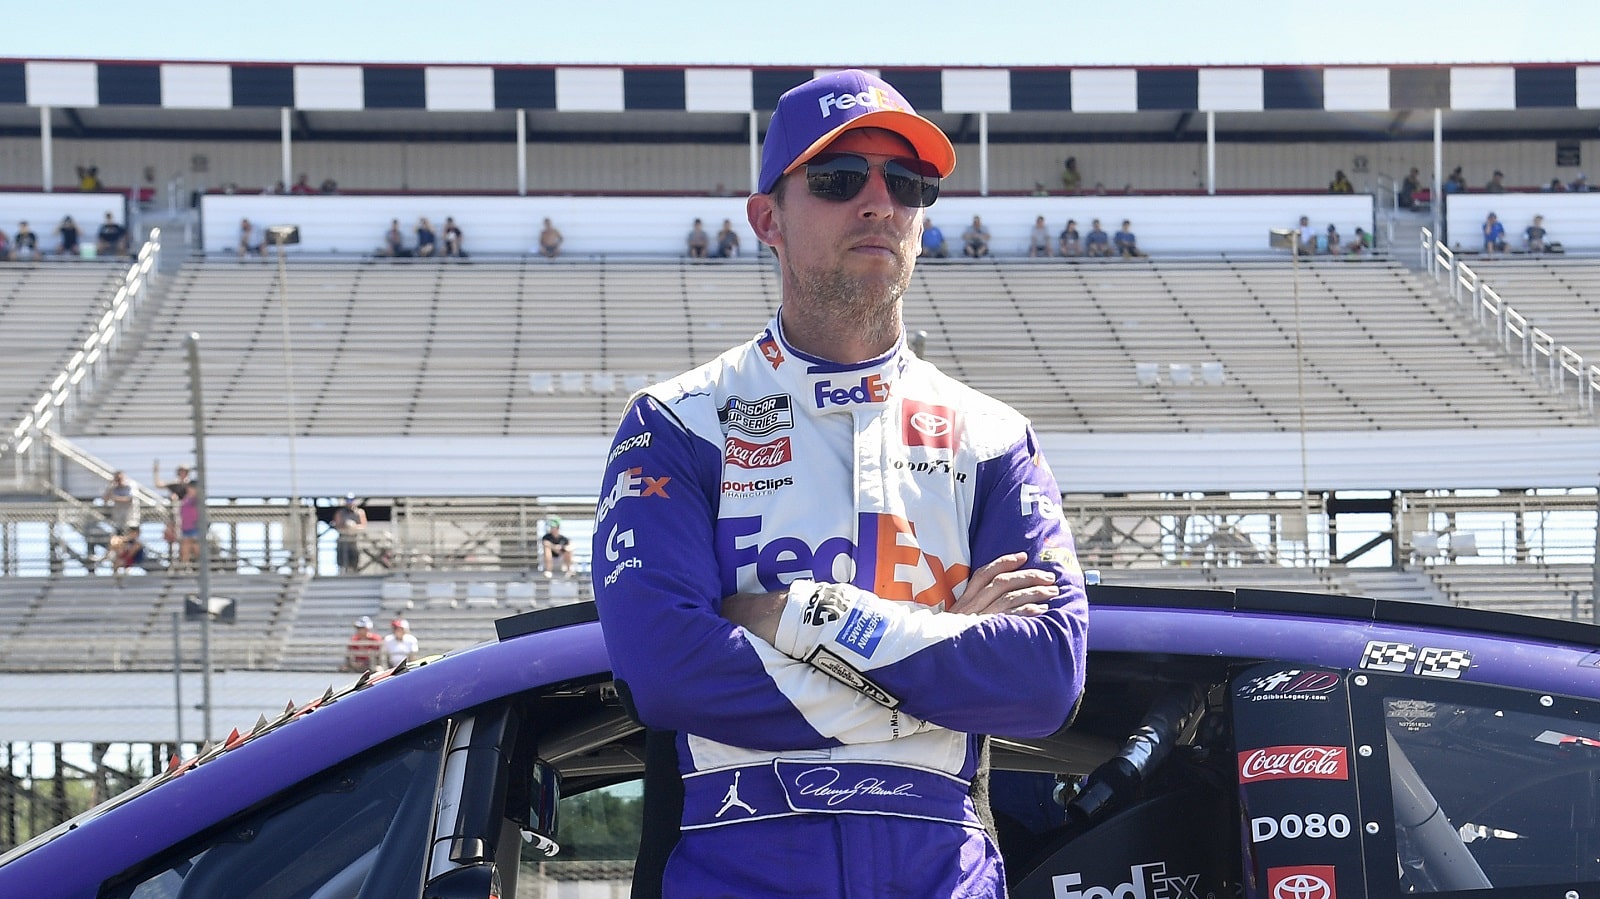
left=715, top=770, right=758, bottom=818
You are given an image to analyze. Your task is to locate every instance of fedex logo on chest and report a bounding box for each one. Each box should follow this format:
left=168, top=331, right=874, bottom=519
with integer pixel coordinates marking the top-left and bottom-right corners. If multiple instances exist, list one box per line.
left=716, top=512, right=969, bottom=608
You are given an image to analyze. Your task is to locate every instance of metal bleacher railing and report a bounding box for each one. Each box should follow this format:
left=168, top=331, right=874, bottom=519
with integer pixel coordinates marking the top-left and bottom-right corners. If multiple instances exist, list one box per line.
left=1420, top=227, right=1600, bottom=413
left=2, top=231, right=165, bottom=493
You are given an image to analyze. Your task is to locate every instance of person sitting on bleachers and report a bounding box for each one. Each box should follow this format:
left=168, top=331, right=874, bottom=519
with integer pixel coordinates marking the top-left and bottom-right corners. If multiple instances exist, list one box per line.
left=415, top=217, right=438, bottom=257
left=542, top=518, right=574, bottom=578
left=96, top=212, right=129, bottom=258
left=1058, top=219, right=1081, bottom=257
left=1114, top=219, right=1146, bottom=258
left=1344, top=227, right=1372, bottom=255
left=1482, top=212, right=1507, bottom=256
left=443, top=217, right=465, bottom=257
left=13, top=221, right=38, bottom=260
left=1084, top=219, right=1113, bottom=257
left=109, top=526, right=147, bottom=581
left=343, top=616, right=383, bottom=672
left=714, top=219, right=741, bottom=258
left=962, top=215, right=990, bottom=258
left=687, top=218, right=710, bottom=258
left=1028, top=215, right=1052, bottom=257
left=381, top=219, right=409, bottom=257
left=539, top=218, right=563, bottom=258
left=920, top=217, right=948, bottom=258
left=55, top=215, right=81, bottom=258
left=238, top=218, right=264, bottom=257
left=0, top=229, right=10, bottom=262
left=1524, top=215, right=1549, bottom=253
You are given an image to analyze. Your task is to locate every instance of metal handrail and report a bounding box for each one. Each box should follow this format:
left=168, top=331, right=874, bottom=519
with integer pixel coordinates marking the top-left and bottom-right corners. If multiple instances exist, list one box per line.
left=1419, top=228, right=1596, bottom=412
left=2, top=231, right=162, bottom=484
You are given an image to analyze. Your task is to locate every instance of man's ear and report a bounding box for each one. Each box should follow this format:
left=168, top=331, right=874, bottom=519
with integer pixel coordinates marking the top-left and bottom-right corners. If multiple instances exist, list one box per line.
left=748, top=193, right=781, bottom=251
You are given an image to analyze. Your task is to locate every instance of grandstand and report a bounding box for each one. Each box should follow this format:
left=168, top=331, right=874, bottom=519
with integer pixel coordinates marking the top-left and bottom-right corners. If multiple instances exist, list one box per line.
left=2, top=57, right=1599, bottom=848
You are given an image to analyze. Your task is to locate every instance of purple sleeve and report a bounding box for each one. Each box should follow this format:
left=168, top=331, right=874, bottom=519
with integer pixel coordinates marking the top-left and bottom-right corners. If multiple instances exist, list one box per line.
left=871, top=427, right=1088, bottom=737
left=592, top=396, right=839, bottom=750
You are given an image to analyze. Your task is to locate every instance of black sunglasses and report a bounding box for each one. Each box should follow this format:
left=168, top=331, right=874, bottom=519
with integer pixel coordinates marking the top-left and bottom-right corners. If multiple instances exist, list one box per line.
left=803, top=153, right=941, bottom=208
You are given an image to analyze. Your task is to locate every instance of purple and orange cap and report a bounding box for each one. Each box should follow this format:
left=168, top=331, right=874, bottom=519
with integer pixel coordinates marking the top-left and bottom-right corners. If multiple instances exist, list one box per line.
left=758, top=69, right=956, bottom=195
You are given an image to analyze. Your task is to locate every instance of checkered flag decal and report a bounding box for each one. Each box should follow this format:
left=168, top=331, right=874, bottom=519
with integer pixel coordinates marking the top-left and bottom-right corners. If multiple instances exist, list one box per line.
left=1361, top=641, right=1418, bottom=673
left=1415, top=647, right=1472, bottom=679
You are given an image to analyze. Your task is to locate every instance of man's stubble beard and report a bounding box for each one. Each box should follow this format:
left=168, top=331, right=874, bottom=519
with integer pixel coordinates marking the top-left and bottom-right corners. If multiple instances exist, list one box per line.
left=787, top=254, right=911, bottom=351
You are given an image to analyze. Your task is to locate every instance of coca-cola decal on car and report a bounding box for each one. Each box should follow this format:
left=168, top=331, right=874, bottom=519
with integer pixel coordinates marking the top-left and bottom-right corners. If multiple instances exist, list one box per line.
left=725, top=436, right=792, bottom=470
left=1238, top=745, right=1349, bottom=782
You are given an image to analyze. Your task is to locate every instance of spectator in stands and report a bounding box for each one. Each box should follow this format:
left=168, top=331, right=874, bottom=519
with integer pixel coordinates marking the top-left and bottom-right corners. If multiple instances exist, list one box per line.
left=176, top=480, right=202, bottom=573
left=1031, top=182, right=1050, bottom=197
left=77, top=165, right=102, bottom=192
left=1028, top=215, right=1052, bottom=257
left=1296, top=215, right=1317, bottom=255
left=383, top=618, right=419, bottom=667
left=0, top=229, right=10, bottom=262
left=153, top=461, right=193, bottom=568
left=333, top=493, right=368, bottom=575
left=96, top=212, right=129, bottom=258
left=1085, top=219, right=1113, bottom=257
left=1061, top=156, right=1082, bottom=193
left=1399, top=167, right=1422, bottom=209
left=415, top=217, right=438, bottom=258
left=101, top=470, right=139, bottom=533
left=1319, top=224, right=1340, bottom=255
left=1114, top=219, right=1146, bottom=258
left=13, top=221, right=38, bottom=260
left=55, top=216, right=81, bottom=257
left=1485, top=170, right=1506, bottom=193
left=962, top=215, right=990, bottom=258
left=1329, top=170, right=1353, bottom=193
left=1546, top=177, right=1566, bottom=192
left=238, top=218, right=264, bottom=257
left=542, top=517, right=574, bottom=578
left=1344, top=227, right=1372, bottom=255
left=1482, top=212, right=1507, bottom=256
left=381, top=219, right=408, bottom=257
left=920, top=217, right=948, bottom=258
left=1443, top=167, right=1466, bottom=194
left=264, top=180, right=287, bottom=195
left=443, top=217, right=465, bottom=258
left=319, top=178, right=339, bottom=195
left=687, top=218, right=710, bottom=258
left=109, top=526, right=147, bottom=582
left=1524, top=215, right=1548, bottom=253
left=291, top=174, right=316, bottom=195
left=1058, top=219, right=1081, bottom=257
left=539, top=218, right=563, bottom=258
left=1570, top=173, right=1590, bottom=192
left=714, top=219, right=741, bottom=258
left=343, top=616, right=383, bottom=672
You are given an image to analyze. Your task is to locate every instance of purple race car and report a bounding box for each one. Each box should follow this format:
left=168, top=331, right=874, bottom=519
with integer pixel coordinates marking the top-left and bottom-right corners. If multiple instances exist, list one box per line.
left=4, top=585, right=1600, bottom=898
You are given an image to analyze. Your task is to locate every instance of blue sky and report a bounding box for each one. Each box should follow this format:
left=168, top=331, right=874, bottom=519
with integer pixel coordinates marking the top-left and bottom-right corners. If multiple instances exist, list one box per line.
left=5, top=0, right=1593, bottom=67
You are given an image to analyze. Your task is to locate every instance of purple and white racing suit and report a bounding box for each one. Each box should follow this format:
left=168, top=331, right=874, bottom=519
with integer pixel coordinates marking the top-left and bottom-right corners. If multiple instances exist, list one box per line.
left=592, top=314, right=1088, bottom=897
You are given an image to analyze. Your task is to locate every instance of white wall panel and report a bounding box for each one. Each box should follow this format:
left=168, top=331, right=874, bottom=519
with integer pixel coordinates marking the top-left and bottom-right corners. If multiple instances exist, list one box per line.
left=1070, top=69, right=1138, bottom=113
left=294, top=66, right=363, bottom=111
left=160, top=64, right=232, bottom=109
left=425, top=67, right=495, bottom=112
left=1444, top=191, right=1600, bottom=253
left=1451, top=67, right=1516, bottom=110
left=25, top=62, right=97, bottom=107
left=556, top=68, right=624, bottom=112
left=684, top=69, right=751, bottom=112
left=1322, top=68, right=1389, bottom=112
left=942, top=69, right=1010, bottom=112
left=199, top=193, right=1374, bottom=257
left=1579, top=67, right=1600, bottom=109
left=1198, top=69, right=1263, bottom=111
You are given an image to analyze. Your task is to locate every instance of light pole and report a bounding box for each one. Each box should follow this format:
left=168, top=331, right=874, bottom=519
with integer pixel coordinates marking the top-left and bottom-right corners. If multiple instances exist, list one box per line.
left=267, top=225, right=304, bottom=570
left=184, top=333, right=214, bottom=740
left=1269, top=228, right=1314, bottom=564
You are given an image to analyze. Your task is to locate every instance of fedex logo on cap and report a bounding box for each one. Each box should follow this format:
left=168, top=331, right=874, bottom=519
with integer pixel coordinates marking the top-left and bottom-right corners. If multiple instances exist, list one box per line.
left=818, top=86, right=908, bottom=119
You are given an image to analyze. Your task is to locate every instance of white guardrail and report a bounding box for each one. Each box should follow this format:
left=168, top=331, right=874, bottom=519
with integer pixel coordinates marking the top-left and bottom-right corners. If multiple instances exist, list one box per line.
left=4, top=230, right=162, bottom=462
left=1420, top=227, right=1598, bottom=413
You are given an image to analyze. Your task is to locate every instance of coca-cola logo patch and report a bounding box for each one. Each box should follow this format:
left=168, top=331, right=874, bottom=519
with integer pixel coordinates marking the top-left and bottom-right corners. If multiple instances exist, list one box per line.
left=726, top=436, right=792, bottom=469
left=1238, top=745, right=1349, bottom=782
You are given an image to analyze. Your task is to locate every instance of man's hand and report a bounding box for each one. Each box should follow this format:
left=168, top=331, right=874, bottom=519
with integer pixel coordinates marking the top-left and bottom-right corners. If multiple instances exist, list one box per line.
left=948, top=552, right=1058, bottom=617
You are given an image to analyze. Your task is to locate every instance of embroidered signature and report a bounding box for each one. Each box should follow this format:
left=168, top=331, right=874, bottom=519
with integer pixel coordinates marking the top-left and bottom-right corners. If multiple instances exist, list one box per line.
left=792, top=767, right=922, bottom=806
